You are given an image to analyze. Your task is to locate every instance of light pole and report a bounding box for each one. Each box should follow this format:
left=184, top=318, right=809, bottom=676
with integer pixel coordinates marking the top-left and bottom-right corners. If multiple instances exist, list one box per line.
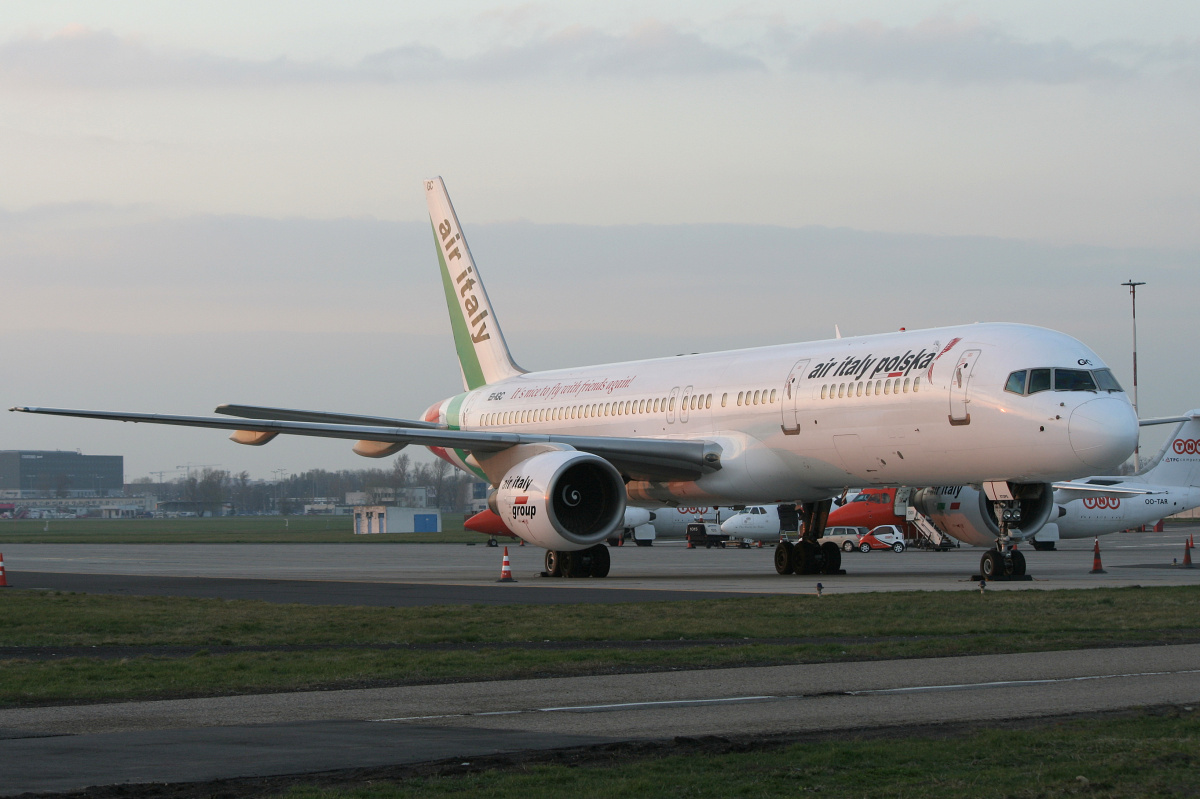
left=272, top=469, right=288, bottom=515
left=1122, top=280, right=1145, bottom=470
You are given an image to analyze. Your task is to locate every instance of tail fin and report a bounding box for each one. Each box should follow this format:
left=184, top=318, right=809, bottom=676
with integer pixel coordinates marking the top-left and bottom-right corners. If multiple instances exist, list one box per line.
left=425, top=177, right=524, bottom=390
left=1138, top=411, right=1200, bottom=487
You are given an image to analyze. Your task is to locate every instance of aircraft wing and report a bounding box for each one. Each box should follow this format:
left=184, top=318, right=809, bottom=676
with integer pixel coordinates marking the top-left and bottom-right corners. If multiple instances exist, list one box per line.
left=1050, top=480, right=1164, bottom=505
left=10, top=406, right=722, bottom=482
left=214, top=403, right=445, bottom=429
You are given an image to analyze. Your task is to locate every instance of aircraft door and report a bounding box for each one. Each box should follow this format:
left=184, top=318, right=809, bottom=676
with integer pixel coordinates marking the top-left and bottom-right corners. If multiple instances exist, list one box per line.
left=949, top=350, right=981, bottom=425
left=893, top=487, right=912, bottom=517
left=781, top=359, right=811, bottom=435
left=680, top=385, right=693, bottom=423
left=667, top=386, right=679, bottom=424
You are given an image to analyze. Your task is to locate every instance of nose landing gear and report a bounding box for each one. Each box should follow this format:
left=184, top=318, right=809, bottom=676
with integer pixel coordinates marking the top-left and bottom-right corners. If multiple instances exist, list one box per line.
left=975, top=497, right=1032, bottom=582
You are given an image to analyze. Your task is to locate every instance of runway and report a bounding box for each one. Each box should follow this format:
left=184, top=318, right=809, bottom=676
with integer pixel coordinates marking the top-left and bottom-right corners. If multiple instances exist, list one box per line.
left=2, top=532, right=1197, bottom=794
left=2, top=644, right=1198, bottom=795
left=1, top=530, right=1197, bottom=605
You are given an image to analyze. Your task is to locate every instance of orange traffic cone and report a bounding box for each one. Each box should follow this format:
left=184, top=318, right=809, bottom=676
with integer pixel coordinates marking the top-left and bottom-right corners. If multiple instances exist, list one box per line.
left=0, top=552, right=8, bottom=587
left=686, top=536, right=694, bottom=549
left=1089, top=538, right=1106, bottom=574
left=1185, top=540, right=1194, bottom=569
left=498, top=547, right=517, bottom=582
left=1189, top=533, right=1195, bottom=549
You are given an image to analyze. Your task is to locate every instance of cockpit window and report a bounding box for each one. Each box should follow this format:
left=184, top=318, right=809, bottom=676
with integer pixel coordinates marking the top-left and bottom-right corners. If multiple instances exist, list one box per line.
left=1004, top=370, right=1027, bottom=395
left=1028, top=368, right=1052, bottom=394
left=1093, top=368, right=1124, bottom=392
left=1054, top=369, right=1098, bottom=391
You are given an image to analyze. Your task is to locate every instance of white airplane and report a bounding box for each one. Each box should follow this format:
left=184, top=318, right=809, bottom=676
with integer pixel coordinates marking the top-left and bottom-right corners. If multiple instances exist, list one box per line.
left=719, top=505, right=786, bottom=541
left=914, top=411, right=1200, bottom=558
left=11, top=177, right=1139, bottom=580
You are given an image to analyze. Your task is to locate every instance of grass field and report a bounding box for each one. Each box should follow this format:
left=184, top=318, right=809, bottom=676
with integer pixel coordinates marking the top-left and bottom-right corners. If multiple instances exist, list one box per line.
left=2, top=585, right=1197, bottom=708
left=269, top=709, right=1199, bottom=799
left=0, top=514, right=482, bottom=544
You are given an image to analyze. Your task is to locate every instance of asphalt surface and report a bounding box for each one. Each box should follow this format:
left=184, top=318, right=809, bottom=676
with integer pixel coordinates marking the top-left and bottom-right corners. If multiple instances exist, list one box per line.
left=1, top=532, right=1197, bottom=795
left=2, top=645, right=1198, bottom=795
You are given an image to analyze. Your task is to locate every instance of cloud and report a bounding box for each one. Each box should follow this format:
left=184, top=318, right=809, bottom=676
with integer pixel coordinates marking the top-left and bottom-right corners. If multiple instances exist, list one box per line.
left=363, top=21, right=764, bottom=80
left=784, top=17, right=1131, bottom=84
left=0, top=25, right=329, bottom=88
left=0, top=22, right=763, bottom=89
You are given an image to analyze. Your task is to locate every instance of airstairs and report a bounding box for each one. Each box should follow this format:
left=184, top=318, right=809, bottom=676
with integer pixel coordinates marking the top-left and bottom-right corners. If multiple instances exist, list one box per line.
left=909, top=511, right=957, bottom=550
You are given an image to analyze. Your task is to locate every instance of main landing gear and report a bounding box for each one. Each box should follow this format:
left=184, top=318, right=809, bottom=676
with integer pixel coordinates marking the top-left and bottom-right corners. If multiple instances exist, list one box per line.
left=975, top=496, right=1032, bottom=582
left=544, top=545, right=611, bottom=578
left=774, top=498, right=846, bottom=576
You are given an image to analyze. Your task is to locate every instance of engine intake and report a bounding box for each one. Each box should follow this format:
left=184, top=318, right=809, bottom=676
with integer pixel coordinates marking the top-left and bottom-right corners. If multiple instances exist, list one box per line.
left=492, top=450, right=626, bottom=550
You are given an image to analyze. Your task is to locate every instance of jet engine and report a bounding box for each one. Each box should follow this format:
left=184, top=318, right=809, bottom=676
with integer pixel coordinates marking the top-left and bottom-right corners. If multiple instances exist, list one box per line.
left=490, top=450, right=626, bottom=550
left=913, top=483, right=1055, bottom=548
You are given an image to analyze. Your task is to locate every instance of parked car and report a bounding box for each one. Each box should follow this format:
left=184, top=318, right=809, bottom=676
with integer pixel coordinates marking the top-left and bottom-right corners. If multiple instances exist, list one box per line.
left=858, top=525, right=907, bottom=553
left=822, top=525, right=871, bottom=552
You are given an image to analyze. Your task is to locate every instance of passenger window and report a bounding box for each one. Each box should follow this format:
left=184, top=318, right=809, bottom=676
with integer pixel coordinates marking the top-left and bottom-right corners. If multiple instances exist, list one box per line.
left=854, top=382, right=861, bottom=397
left=737, top=391, right=743, bottom=406
left=903, top=378, right=910, bottom=393
left=884, top=380, right=891, bottom=395
left=1028, top=368, right=1052, bottom=394
left=753, top=390, right=760, bottom=405
left=821, top=385, right=828, bottom=399
left=838, top=383, right=845, bottom=398
left=1004, top=370, right=1027, bottom=395
left=770, top=389, right=776, bottom=403
left=669, top=397, right=676, bottom=411
left=721, top=393, right=727, bottom=407
left=706, top=394, right=712, bottom=409
left=913, top=377, right=920, bottom=393
left=1093, top=369, right=1123, bottom=392
left=690, top=395, right=696, bottom=411
left=1054, top=369, right=1098, bottom=391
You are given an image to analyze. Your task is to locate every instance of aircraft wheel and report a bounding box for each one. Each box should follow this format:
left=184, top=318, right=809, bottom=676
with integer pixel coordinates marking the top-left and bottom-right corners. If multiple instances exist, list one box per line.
left=1011, top=550, right=1027, bottom=576
left=820, top=541, right=842, bottom=574
left=980, top=550, right=1002, bottom=579
left=842, top=541, right=855, bottom=552
left=487, top=537, right=499, bottom=548
left=545, top=550, right=562, bottom=578
left=607, top=537, right=620, bottom=548
left=635, top=539, right=652, bottom=547
left=589, top=545, right=611, bottom=578
left=858, top=542, right=872, bottom=554
left=774, top=542, right=794, bottom=575
left=892, top=542, right=905, bottom=553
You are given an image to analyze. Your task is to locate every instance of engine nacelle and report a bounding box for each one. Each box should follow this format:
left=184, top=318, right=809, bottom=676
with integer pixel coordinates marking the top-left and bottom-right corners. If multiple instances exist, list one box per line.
left=491, top=450, right=626, bottom=550
left=913, top=483, right=1054, bottom=548
left=623, top=507, right=653, bottom=530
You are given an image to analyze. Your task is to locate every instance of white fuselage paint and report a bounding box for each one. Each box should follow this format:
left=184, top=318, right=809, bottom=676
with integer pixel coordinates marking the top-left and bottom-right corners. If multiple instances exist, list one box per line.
left=429, top=322, right=1138, bottom=505
left=1049, top=486, right=1200, bottom=539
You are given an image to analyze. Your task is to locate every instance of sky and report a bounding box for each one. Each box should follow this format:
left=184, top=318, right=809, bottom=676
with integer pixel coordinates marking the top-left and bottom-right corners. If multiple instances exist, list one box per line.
left=2, top=2, right=1198, bottom=482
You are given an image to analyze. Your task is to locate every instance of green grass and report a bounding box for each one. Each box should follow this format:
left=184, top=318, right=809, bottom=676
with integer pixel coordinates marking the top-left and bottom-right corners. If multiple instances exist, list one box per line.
left=271, top=709, right=1200, bottom=798
left=2, top=586, right=1197, bottom=707
left=0, top=514, right=484, bottom=543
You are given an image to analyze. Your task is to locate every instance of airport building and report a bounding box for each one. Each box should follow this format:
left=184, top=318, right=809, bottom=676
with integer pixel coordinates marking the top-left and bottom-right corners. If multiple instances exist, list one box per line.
left=0, top=450, right=124, bottom=499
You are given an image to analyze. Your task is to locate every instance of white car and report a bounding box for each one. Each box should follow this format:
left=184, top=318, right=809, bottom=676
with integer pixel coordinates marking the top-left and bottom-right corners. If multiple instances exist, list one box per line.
left=822, top=526, right=871, bottom=552
left=858, top=525, right=908, bottom=553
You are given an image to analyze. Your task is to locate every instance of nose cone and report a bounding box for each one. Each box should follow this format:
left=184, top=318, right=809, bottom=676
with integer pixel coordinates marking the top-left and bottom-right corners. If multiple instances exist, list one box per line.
left=1069, top=397, right=1139, bottom=469
left=719, top=517, right=739, bottom=534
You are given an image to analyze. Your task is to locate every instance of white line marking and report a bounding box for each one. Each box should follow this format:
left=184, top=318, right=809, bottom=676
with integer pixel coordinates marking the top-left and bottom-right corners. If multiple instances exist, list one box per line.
left=373, top=669, right=1200, bottom=723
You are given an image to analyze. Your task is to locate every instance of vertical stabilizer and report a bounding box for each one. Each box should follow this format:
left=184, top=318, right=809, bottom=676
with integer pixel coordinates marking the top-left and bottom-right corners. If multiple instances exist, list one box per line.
left=1138, top=411, right=1200, bottom=488
left=425, top=177, right=524, bottom=390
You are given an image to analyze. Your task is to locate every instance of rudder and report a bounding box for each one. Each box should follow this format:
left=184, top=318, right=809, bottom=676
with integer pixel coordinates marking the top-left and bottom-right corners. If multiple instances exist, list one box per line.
left=1139, top=411, right=1200, bottom=488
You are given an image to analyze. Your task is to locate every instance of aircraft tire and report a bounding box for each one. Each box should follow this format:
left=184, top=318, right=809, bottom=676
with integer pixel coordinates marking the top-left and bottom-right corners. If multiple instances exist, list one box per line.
left=774, top=542, right=794, bottom=575
left=980, top=550, right=1002, bottom=579
left=820, top=541, right=842, bottom=574
left=635, top=540, right=652, bottom=547
left=589, top=545, right=611, bottom=578
left=545, top=550, right=562, bottom=578
left=1011, top=550, right=1027, bottom=576
left=487, top=538, right=499, bottom=548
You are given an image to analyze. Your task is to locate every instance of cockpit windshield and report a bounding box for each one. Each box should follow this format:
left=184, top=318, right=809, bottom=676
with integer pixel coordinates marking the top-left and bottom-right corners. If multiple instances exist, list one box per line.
left=1004, top=367, right=1123, bottom=396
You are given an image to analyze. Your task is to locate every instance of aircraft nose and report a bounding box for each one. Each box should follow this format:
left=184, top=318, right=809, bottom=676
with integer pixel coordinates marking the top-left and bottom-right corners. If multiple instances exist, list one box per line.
left=1068, top=397, right=1139, bottom=469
